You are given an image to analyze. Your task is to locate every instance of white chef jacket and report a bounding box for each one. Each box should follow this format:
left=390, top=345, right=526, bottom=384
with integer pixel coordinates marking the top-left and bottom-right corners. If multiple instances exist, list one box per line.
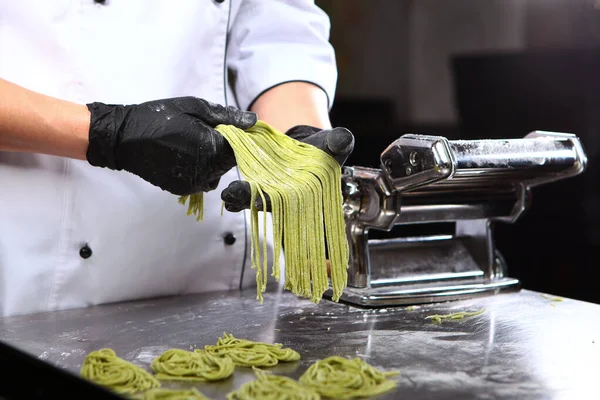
left=0, top=0, right=337, bottom=317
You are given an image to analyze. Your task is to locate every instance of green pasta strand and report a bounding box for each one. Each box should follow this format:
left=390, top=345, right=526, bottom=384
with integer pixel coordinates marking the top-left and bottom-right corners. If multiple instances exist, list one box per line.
left=203, top=332, right=300, bottom=367
left=540, top=294, right=564, bottom=302
left=179, top=121, right=349, bottom=304
left=219, top=121, right=348, bottom=303
left=299, top=356, right=398, bottom=400
left=425, top=308, right=486, bottom=323
left=178, top=194, right=204, bottom=221
left=80, top=348, right=161, bottom=395
left=133, top=387, right=210, bottom=400
left=151, top=348, right=234, bottom=382
left=226, top=368, right=320, bottom=400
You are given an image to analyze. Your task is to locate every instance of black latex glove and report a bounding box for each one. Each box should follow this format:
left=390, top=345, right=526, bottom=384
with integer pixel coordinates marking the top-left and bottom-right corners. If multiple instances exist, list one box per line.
left=221, top=125, right=355, bottom=212
left=86, top=97, right=257, bottom=196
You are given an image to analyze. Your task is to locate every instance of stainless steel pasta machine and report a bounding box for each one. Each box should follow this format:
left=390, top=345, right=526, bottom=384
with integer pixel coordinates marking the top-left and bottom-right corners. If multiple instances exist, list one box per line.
left=328, top=131, right=587, bottom=307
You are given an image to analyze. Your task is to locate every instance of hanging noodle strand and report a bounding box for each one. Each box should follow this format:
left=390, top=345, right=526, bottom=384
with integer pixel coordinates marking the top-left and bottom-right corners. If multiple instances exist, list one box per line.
left=179, top=120, right=349, bottom=303
left=178, top=194, right=203, bottom=221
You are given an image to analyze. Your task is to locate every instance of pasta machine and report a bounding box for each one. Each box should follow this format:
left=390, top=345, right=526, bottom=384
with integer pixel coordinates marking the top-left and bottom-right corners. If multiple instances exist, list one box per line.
left=328, top=131, right=587, bottom=307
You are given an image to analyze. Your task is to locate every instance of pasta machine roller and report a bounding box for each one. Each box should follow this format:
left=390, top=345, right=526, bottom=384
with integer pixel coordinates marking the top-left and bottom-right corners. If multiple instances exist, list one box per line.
left=329, top=131, right=587, bottom=307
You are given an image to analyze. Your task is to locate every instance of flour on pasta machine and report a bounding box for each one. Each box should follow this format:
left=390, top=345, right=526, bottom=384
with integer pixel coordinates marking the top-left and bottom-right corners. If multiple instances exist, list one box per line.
left=328, top=131, right=587, bottom=307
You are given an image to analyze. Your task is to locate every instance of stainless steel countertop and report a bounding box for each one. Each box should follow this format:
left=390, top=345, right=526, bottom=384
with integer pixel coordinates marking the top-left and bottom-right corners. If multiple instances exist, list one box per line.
left=1, top=288, right=599, bottom=399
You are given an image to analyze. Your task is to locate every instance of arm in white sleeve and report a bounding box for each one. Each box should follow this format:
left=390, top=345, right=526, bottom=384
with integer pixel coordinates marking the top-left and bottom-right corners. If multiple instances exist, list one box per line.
left=227, top=0, right=338, bottom=112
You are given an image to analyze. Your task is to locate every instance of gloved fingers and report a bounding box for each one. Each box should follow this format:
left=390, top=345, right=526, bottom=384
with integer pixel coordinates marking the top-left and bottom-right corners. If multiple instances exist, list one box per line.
left=179, top=97, right=257, bottom=129
left=295, top=127, right=355, bottom=166
left=221, top=180, right=272, bottom=212
left=206, top=177, right=222, bottom=192
left=286, top=125, right=321, bottom=141
left=221, top=105, right=258, bottom=130
left=325, top=127, right=355, bottom=166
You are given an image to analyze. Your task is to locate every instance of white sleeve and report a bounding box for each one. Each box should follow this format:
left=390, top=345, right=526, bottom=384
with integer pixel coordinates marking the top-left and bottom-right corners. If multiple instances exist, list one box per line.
left=226, top=0, right=338, bottom=111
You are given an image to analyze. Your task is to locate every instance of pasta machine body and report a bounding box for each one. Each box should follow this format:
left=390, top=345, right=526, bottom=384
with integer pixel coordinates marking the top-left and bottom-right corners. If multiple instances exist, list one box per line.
left=329, top=131, right=587, bottom=307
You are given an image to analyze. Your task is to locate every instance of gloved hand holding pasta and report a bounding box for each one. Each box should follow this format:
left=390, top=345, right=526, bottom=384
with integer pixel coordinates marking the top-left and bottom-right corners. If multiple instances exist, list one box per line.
left=180, top=120, right=354, bottom=304
left=85, top=93, right=356, bottom=303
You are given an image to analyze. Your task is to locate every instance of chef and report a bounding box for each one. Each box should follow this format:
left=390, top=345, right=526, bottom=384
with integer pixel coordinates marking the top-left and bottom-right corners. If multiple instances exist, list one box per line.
left=0, top=0, right=354, bottom=317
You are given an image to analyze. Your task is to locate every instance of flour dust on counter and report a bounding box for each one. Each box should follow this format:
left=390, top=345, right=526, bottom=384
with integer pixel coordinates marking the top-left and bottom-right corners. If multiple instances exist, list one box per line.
left=1, top=289, right=598, bottom=399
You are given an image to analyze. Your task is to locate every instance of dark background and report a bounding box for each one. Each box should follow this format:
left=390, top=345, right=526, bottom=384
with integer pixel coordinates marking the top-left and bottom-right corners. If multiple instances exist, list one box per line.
left=316, top=0, right=600, bottom=304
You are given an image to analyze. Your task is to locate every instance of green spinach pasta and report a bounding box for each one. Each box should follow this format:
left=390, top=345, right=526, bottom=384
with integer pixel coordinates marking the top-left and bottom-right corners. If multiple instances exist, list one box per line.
left=179, top=121, right=349, bottom=304
left=203, top=332, right=299, bottom=367
left=178, top=194, right=203, bottom=222
left=226, top=368, right=320, bottom=400
left=80, top=348, right=160, bottom=394
left=299, top=356, right=398, bottom=399
left=151, top=348, right=234, bottom=382
left=424, top=308, right=486, bottom=323
left=134, top=387, right=209, bottom=400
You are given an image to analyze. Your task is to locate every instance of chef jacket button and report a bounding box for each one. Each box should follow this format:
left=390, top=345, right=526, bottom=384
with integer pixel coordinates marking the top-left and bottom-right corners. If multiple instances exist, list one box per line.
left=223, top=232, right=236, bottom=245
left=94, top=0, right=106, bottom=4
left=79, top=244, right=93, bottom=259
left=215, top=0, right=225, bottom=3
